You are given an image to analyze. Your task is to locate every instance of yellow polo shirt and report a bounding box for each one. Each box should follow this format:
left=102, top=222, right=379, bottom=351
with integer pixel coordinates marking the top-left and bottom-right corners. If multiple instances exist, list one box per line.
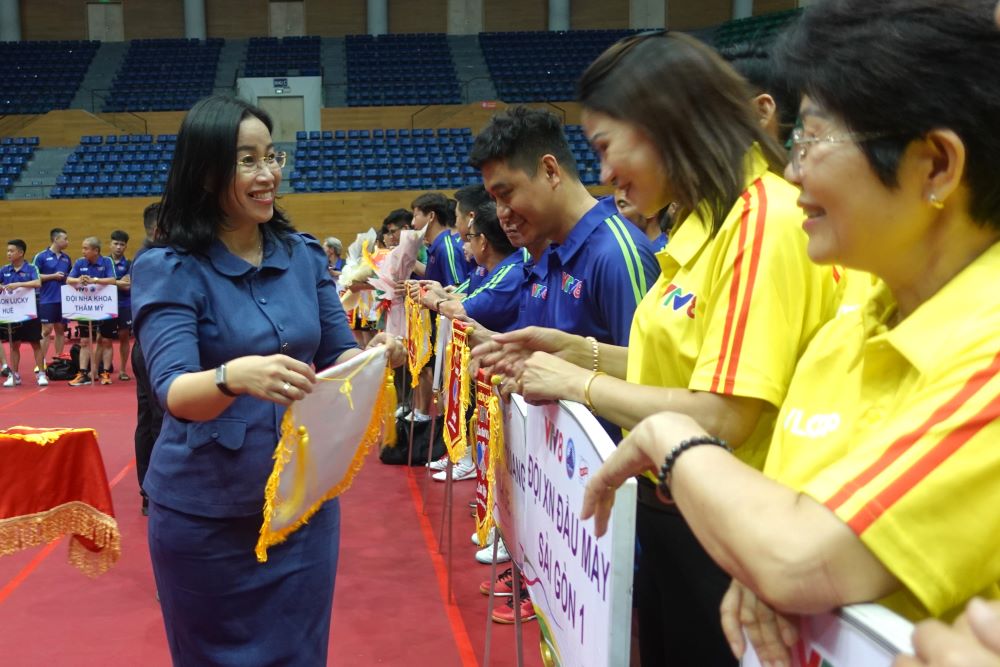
left=626, top=144, right=843, bottom=470
left=764, top=241, right=1000, bottom=621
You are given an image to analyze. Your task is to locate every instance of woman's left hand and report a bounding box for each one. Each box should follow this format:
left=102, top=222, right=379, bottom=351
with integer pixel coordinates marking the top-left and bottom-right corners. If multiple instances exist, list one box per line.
left=519, top=352, right=590, bottom=404
left=368, top=332, right=406, bottom=368
left=720, top=579, right=799, bottom=666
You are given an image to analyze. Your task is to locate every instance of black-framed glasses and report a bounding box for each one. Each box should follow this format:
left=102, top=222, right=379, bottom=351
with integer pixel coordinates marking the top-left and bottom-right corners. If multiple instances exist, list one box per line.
left=463, top=232, right=483, bottom=242
left=236, top=151, right=287, bottom=174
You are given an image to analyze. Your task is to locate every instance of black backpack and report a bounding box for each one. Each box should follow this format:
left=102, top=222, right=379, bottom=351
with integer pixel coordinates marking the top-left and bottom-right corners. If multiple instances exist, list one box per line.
left=46, top=355, right=79, bottom=381
left=379, top=416, right=446, bottom=466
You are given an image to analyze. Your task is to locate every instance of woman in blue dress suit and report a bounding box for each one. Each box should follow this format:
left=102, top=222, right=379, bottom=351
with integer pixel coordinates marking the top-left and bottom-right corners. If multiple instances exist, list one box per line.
left=132, top=96, right=403, bottom=666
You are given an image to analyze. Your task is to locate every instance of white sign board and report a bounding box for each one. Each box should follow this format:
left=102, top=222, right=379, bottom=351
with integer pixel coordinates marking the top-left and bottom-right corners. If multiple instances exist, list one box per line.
left=496, top=396, right=636, bottom=667
left=61, top=284, right=118, bottom=321
left=0, top=287, right=37, bottom=324
left=742, top=603, right=914, bottom=667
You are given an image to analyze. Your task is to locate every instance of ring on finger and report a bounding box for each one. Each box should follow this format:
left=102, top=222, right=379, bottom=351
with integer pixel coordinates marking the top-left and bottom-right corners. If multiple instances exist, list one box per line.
left=281, top=381, right=291, bottom=394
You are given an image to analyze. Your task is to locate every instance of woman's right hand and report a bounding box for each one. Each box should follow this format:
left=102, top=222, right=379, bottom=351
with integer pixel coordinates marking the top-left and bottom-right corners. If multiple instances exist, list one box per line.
left=472, top=326, right=585, bottom=379
left=224, top=354, right=317, bottom=406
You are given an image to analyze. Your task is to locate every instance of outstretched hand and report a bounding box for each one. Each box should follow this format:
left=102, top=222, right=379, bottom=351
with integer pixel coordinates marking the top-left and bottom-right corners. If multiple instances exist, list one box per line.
left=225, top=354, right=317, bottom=406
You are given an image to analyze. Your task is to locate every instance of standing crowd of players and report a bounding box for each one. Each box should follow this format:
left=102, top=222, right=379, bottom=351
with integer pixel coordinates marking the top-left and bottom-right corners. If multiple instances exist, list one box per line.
left=0, top=227, right=134, bottom=387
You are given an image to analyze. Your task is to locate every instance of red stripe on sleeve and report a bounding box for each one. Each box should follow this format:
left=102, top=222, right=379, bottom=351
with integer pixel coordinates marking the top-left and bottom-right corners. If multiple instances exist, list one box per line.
left=723, top=179, right=768, bottom=394
left=845, top=388, right=1000, bottom=534
left=710, top=191, right=754, bottom=393
left=826, top=347, right=1000, bottom=514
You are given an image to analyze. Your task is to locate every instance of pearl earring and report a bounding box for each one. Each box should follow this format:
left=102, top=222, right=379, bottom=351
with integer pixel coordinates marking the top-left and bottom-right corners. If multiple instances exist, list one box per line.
left=928, top=194, right=945, bottom=210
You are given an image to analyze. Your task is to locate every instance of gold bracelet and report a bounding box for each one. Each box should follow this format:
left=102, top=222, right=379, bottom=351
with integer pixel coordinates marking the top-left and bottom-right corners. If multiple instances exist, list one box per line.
left=585, top=336, right=600, bottom=372
left=583, top=371, right=606, bottom=413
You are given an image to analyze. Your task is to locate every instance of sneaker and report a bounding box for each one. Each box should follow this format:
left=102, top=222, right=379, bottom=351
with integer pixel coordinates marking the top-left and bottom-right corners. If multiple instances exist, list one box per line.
left=99, top=372, right=112, bottom=385
left=480, top=567, right=516, bottom=597
left=426, top=454, right=450, bottom=471
left=492, top=596, right=536, bottom=624
left=394, top=404, right=411, bottom=418
left=405, top=410, right=432, bottom=422
left=476, top=538, right=510, bottom=564
left=472, top=527, right=495, bottom=547
left=36, top=372, right=48, bottom=387
left=433, top=460, right=477, bottom=482
left=3, top=372, right=20, bottom=387
left=118, top=371, right=131, bottom=381
left=0, top=365, right=9, bottom=377
left=68, top=372, right=92, bottom=387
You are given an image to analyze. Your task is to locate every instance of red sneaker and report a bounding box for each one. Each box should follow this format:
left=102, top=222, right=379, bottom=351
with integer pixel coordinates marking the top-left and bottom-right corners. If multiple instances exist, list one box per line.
left=479, top=567, right=516, bottom=597
left=491, top=596, right=536, bottom=624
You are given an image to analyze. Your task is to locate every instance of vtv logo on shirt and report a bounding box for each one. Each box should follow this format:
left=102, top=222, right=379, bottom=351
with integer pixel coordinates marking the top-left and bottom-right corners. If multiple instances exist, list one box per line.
left=530, top=283, right=548, bottom=300
left=662, top=283, right=696, bottom=319
left=561, top=272, right=583, bottom=299
left=783, top=408, right=841, bottom=439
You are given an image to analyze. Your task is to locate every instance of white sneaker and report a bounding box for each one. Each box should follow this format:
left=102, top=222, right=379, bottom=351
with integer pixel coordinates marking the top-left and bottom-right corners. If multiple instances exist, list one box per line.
left=36, top=372, right=49, bottom=387
left=394, top=405, right=411, bottom=418
left=472, top=527, right=495, bottom=547
left=3, top=373, right=20, bottom=387
left=476, top=537, right=510, bottom=564
left=426, top=454, right=449, bottom=471
left=433, top=460, right=477, bottom=482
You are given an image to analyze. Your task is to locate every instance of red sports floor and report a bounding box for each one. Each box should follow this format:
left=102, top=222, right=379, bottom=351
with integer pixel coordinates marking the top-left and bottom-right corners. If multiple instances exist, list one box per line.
left=0, top=366, right=541, bottom=666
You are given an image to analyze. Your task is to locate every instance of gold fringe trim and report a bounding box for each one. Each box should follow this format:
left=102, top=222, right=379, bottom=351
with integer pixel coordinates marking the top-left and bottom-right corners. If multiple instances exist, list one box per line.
left=383, top=369, right=398, bottom=447
left=1, top=426, right=97, bottom=446
left=256, top=360, right=390, bottom=563
left=404, top=294, right=432, bottom=387
left=0, top=501, right=120, bottom=577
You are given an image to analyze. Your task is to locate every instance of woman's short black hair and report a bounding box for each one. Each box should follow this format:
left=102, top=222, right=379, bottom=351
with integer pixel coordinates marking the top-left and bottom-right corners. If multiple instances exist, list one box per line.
left=775, top=0, right=1000, bottom=228
left=720, top=42, right=798, bottom=141
left=156, top=95, right=295, bottom=253
left=470, top=201, right=516, bottom=258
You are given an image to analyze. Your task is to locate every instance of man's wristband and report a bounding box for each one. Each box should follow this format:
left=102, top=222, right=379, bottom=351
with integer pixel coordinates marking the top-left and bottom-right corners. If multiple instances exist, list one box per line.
left=655, top=435, right=731, bottom=503
left=215, top=364, right=238, bottom=397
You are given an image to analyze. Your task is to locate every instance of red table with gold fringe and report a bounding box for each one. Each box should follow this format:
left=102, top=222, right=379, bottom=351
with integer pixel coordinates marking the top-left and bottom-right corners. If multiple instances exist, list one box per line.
left=0, top=426, right=120, bottom=576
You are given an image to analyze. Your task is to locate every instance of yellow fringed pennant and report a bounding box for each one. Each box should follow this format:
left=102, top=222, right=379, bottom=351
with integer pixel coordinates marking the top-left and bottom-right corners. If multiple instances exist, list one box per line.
left=256, top=347, right=389, bottom=563
left=473, top=371, right=504, bottom=547
left=382, top=369, right=398, bottom=447
left=442, top=319, right=473, bottom=464
left=404, top=292, right=432, bottom=387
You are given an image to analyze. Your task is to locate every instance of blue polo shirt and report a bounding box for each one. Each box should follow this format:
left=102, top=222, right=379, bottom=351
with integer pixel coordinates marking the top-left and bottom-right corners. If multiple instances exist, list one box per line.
left=111, top=255, right=131, bottom=308
left=514, top=247, right=551, bottom=331
left=0, top=261, right=39, bottom=287
left=456, top=232, right=478, bottom=278
left=32, top=248, right=71, bottom=304
left=69, top=255, right=116, bottom=281
left=652, top=232, right=668, bottom=253
left=461, top=251, right=524, bottom=333
left=425, top=229, right=467, bottom=287
left=539, top=196, right=659, bottom=346
left=456, top=265, right=488, bottom=295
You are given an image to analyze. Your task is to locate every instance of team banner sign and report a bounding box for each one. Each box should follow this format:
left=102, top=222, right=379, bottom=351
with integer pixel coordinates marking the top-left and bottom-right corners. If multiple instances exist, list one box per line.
left=742, top=603, right=914, bottom=667
left=60, top=284, right=118, bottom=321
left=256, top=347, right=389, bottom=562
left=473, top=369, right=503, bottom=548
left=404, top=293, right=432, bottom=387
left=442, top=319, right=473, bottom=463
left=0, top=287, right=37, bottom=324
left=495, top=396, right=637, bottom=667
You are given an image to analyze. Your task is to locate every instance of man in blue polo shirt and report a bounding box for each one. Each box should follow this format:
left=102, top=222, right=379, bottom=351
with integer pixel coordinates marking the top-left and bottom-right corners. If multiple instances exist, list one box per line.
left=109, top=230, right=133, bottom=381
left=412, top=192, right=467, bottom=287
left=452, top=184, right=492, bottom=295
left=66, top=237, right=118, bottom=386
left=469, top=106, right=659, bottom=348
left=32, top=227, right=71, bottom=364
left=1, top=239, right=47, bottom=387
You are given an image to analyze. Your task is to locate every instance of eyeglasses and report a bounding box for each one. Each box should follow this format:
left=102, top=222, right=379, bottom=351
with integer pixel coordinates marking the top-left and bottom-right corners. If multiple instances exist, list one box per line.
left=236, top=151, right=287, bottom=174
left=789, top=128, right=894, bottom=175
left=463, top=232, right=483, bottom=242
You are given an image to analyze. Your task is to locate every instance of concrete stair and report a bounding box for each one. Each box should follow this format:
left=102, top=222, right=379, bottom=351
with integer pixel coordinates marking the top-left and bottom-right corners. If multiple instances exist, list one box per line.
left=448, top=34, right=496, bottom=103
left=6, top=147, right=72, bottom=200
left=72, top=41, right=129, bottom=113
left=321, top=38, right=348, bottom=107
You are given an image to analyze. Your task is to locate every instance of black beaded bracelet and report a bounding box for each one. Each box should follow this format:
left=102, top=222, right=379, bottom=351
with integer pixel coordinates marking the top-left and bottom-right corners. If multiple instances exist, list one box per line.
left=655, top=435, right=731, bottom=503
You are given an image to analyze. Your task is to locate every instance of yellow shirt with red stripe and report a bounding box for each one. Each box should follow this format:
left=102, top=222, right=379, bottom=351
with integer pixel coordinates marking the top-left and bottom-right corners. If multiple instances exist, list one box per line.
left=764, top=241, right=1000, bottom=621
left=626, top=144, right=843, bottom=470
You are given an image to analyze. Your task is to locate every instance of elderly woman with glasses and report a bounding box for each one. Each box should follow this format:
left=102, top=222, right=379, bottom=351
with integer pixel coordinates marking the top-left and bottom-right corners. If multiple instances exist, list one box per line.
left=132, top=96, right=402, bottom=666
left=581, top=1, right=1000, bottom=664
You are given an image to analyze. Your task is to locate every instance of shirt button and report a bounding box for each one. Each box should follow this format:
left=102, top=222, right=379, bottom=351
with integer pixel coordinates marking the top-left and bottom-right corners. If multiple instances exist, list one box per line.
left=277, top=323, right=285, bottom=331
left=259, top=297, right=267, bottom=304
left=281, top=342, right=289, bottom=352
left=211, top=432, right=219, bottom=439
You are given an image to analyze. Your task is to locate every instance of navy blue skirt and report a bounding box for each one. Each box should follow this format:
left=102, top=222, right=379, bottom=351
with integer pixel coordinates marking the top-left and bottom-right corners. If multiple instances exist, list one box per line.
left=148, top=498, right=341, bottom=667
